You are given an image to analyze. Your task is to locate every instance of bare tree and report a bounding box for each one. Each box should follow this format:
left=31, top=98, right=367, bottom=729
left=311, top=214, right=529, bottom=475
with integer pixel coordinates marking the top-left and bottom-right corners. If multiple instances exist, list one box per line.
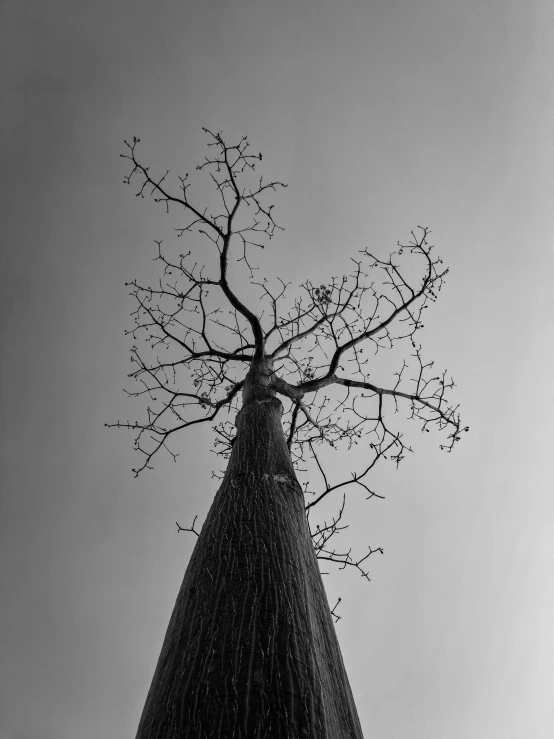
left=108, top=129, right=466, bottom=738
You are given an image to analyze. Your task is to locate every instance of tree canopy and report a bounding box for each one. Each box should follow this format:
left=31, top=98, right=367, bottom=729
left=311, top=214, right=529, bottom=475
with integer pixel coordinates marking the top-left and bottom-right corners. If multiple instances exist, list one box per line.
left=108, top=128, right=466, bottom=588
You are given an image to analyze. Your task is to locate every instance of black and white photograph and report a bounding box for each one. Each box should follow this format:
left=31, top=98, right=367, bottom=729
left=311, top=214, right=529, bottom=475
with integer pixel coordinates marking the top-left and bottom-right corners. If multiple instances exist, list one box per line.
left=1, top=1, right=553, bottom=737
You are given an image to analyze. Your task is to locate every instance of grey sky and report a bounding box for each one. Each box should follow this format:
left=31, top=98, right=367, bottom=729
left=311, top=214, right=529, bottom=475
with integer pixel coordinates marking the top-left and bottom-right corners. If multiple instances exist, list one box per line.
left=1, top=1, right=553, bottom=737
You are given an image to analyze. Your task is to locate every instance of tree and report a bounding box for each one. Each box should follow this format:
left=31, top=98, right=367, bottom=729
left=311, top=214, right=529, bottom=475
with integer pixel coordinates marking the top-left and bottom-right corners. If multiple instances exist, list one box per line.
left=109, top=129, right=466, bottom=738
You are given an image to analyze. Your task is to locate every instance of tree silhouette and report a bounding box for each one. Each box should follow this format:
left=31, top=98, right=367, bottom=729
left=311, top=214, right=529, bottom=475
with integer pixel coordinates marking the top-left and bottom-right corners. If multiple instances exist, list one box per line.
left=108, top=129, right=465, bottom=738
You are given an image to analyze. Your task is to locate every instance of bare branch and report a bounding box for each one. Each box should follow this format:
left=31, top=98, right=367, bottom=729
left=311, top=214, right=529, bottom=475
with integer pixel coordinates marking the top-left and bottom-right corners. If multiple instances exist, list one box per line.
left=309, top=494, right=383, bottom=583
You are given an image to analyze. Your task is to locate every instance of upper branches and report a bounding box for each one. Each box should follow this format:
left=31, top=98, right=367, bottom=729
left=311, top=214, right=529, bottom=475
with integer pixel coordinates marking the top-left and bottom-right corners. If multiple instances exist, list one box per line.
left=119, top=129, right=288, bottom=364
left=109, top=130, right=289, bottom=473
left=109, top=129, right=466, bottom=516
left=256, top=228, right=466, bottom=488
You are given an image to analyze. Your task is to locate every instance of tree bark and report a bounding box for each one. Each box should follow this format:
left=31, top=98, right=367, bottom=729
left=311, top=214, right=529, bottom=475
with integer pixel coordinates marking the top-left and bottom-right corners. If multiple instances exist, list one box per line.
left=135, top=379, right=365, bottom=738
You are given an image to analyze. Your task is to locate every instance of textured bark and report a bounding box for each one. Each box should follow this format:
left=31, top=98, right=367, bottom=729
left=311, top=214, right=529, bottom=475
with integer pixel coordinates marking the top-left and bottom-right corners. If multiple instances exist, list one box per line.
left=135, top=378, right=365, bottom=738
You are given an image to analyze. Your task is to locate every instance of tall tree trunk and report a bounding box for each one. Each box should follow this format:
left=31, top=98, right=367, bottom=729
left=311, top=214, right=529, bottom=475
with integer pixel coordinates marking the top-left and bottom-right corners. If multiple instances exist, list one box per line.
left=135, top=376, right=365, bottom=738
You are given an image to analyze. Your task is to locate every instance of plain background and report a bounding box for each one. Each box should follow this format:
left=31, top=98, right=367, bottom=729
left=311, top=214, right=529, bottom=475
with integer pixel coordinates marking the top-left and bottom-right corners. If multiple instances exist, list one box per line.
left=1, top=1, right=553, bottom=737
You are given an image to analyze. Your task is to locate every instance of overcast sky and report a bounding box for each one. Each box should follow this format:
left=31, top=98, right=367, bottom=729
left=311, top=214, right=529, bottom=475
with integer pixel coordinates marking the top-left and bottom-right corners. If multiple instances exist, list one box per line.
left=1, top=1, right=553, bottom=737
